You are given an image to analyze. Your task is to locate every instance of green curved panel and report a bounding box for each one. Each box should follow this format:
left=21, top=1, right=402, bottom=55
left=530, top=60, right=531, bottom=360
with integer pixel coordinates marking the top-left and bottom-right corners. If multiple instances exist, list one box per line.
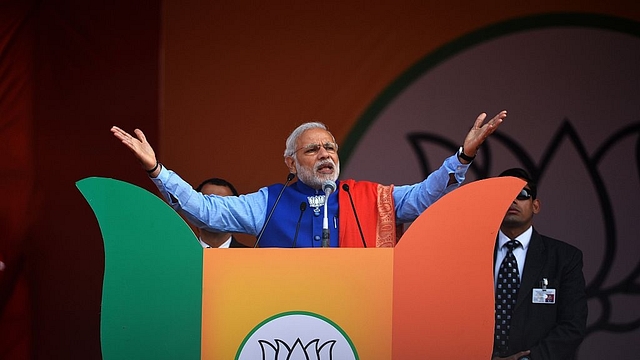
left=77, top=177, right=202, bottom=360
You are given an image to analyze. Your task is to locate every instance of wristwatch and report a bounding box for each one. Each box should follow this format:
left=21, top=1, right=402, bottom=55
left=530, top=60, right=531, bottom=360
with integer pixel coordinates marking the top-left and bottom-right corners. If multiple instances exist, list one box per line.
left=518, top=356, right=531, bottom=360
left=457, top=146, right=476, bottom=162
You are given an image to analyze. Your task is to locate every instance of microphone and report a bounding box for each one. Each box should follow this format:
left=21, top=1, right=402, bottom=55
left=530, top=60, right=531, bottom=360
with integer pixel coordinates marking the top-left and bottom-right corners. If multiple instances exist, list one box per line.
left=321, top=180, right=337, bottom=247
left=254, top=173, right=296, bottom=248
left=342, top=183, right=367, bottom=248
left=323, top=180, right=337, bottom=196
left=291, top=202, right=307, bottom=248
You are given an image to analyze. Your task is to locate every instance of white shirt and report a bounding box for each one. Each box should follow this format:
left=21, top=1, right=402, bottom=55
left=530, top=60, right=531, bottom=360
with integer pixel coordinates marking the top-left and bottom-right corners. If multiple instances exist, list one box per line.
left=198, top=235, right=232, bottom=248
left=494, top=226, right=532, bottom=289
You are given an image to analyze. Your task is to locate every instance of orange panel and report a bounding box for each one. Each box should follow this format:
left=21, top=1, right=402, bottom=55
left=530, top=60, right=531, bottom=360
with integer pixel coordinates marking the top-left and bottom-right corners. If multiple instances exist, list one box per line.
left=203, top=248, right=394, bottom=359
left=393, top=177, right=525, bottom=358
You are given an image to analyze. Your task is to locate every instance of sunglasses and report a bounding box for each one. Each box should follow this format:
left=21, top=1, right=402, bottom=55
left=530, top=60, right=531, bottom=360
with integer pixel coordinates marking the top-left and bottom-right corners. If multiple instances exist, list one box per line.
left=516, top=188, right=533, bottom=200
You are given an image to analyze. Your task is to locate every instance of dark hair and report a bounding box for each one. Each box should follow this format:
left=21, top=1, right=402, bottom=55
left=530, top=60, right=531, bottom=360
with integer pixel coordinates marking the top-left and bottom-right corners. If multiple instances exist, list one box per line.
left=498, top=168, right=537, bottom=199
left=195, top=177, right=239, bottom=196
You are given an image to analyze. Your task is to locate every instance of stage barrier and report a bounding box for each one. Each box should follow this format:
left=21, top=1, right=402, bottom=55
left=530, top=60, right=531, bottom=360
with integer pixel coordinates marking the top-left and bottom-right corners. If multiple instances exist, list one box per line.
left=77, top=176, right=523, bottom=359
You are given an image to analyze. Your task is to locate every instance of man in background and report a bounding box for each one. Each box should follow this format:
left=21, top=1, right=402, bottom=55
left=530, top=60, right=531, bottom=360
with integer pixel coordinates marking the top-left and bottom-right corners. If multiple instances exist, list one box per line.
left=493, top=168, right=587, bottom=360
left=194, top=177, right=248, bottom=248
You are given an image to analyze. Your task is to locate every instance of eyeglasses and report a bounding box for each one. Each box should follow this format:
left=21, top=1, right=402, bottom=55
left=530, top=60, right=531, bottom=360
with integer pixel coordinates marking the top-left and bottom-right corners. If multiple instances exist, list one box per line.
left=295, top=142, right=339, bottom=155
left=516, top=188, right=532, bottom=200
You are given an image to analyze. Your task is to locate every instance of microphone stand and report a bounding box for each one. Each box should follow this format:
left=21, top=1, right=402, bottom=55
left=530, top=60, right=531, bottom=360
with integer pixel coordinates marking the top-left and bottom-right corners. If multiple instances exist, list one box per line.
left=292, top=202, right=306, bottom=248
left=254, top=173, right=295, bottom=248
left=321, top=200, right=330, bottom=247
left=321, top=180, right=336, bottom=247
left=342, top=183, right=367, bottom=248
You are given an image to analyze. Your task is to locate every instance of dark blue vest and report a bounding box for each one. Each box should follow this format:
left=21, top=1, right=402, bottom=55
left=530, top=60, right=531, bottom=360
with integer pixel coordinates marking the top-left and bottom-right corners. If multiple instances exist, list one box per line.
left=259, top=180, right=340, bottom=247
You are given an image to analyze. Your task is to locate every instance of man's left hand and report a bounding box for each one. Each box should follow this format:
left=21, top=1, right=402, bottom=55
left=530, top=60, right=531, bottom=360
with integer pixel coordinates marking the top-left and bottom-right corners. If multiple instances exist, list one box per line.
left=462, top=110, right=507, bottom=158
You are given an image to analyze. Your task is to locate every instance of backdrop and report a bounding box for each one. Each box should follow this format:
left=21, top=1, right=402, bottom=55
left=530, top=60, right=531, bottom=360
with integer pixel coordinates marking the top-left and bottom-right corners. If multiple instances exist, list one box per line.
left=1, top=1, right=639, bottom=359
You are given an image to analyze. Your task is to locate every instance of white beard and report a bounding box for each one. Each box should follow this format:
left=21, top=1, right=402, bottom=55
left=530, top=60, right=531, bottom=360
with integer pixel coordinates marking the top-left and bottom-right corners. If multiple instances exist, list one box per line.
left=295, top=158, right=340, bottom=189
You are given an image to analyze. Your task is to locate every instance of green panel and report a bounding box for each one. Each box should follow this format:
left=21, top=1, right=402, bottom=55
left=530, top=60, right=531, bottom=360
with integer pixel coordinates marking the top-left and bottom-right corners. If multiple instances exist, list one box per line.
left=77, top=177, right=202, bottom=360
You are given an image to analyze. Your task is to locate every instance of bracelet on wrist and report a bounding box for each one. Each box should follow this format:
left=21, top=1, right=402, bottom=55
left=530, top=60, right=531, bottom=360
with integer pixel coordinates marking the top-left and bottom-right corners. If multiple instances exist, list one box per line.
left=146, top=161, right=160, bottom=174
left=457, top=146, right=476, bottom=162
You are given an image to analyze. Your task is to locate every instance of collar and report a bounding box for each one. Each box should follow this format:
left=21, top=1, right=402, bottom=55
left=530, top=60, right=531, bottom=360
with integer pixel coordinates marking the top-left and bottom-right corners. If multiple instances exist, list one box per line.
left=498, top=226, right=533, bottom=251
left=199, top=235, right=233, bottom=248
left=218, top=236, right=233, bottom=248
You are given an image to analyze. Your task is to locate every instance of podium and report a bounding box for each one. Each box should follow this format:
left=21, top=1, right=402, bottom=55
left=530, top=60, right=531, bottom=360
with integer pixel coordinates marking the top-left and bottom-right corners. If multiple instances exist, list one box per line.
left=77, top=176, right=524, bottom=359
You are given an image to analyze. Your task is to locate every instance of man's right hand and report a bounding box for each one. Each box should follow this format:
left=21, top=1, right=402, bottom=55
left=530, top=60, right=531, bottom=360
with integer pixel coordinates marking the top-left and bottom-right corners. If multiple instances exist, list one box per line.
left=111, top=126, right=160, bottom=177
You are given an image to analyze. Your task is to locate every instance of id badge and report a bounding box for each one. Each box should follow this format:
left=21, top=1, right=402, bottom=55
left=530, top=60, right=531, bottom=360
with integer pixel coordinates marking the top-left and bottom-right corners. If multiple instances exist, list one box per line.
left=532, top=288, right=556, bottom=304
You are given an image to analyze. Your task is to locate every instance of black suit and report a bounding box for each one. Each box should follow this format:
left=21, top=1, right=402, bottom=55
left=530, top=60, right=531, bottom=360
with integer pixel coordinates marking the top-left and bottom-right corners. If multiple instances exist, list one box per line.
left=493, top=228, right=587, bottom=359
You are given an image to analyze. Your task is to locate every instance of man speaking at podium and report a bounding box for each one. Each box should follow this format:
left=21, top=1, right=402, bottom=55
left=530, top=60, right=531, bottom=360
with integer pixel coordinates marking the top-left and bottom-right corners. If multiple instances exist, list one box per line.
left=111, top=110, right=506, bottom=248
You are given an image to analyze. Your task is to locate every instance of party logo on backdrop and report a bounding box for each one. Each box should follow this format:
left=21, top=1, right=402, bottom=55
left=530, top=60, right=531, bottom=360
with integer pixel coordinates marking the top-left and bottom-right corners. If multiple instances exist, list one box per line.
left=235, top=311, right=359, bottom=360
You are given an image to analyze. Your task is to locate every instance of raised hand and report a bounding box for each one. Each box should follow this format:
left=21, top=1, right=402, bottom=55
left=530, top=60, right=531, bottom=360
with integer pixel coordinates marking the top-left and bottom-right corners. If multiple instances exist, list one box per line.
left=111, top=126, right=159, bottom=175
left=461, top=110, right=507, bottom=159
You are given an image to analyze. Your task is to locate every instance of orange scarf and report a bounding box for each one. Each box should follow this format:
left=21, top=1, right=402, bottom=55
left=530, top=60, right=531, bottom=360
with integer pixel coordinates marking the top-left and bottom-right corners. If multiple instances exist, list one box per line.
left=338, top=179, right=397, bottom=248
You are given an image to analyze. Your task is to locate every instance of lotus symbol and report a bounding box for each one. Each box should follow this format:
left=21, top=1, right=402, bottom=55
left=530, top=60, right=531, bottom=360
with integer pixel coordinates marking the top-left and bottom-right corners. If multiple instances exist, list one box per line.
left=236, top=312, right=358, bottom=360
left=258, top=338, right=336, bottom=360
